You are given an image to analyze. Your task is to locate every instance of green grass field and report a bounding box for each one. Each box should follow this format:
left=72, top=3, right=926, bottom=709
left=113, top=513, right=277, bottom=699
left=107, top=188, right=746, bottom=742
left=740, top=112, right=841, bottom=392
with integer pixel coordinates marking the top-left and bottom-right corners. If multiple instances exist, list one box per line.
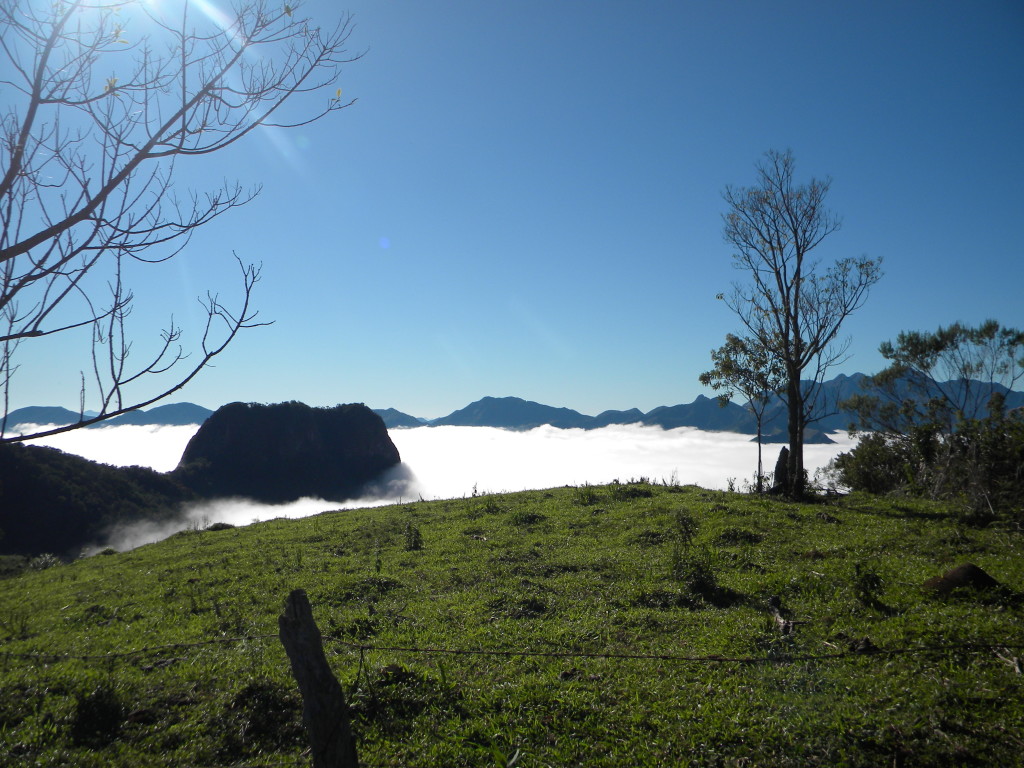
left=2, top=482, right=1022, bottom=767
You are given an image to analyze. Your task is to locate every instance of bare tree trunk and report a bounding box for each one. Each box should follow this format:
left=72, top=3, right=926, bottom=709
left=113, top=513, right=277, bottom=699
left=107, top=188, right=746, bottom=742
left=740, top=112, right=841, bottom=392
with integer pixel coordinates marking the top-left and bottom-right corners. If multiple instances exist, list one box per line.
left=786, top=374, right=805, bottom=498
left=756, top=423, right=764, bottom=494
left=792, top=427, right=805, bottom=498
left=279, top=589, right=359, bottom=768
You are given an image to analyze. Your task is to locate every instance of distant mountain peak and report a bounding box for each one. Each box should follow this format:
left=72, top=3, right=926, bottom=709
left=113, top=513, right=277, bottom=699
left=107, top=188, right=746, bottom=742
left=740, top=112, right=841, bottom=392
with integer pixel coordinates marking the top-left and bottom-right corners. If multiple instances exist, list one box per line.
left=432, top=395, right=591, bottom=430
left=4, top=402, right=212, bottom=432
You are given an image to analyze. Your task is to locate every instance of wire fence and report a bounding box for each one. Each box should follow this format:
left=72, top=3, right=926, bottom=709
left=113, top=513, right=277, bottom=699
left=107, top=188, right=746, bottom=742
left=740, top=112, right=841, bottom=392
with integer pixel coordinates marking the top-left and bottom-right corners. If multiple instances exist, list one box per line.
left=3, top=628, right=1022, bottom=768
left=3, top=632, right=1023, bottom=669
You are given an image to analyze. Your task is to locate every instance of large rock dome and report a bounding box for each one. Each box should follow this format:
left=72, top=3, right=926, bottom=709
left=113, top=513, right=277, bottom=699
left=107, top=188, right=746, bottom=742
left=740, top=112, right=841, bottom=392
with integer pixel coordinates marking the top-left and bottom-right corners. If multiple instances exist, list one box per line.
left=174, top=401, right=401, bottom=502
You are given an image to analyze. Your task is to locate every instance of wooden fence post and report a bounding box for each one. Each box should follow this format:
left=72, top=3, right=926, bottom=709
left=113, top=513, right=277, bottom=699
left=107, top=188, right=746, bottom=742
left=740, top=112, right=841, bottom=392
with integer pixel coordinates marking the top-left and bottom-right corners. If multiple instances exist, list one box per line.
left=279, top=588, right=359, bottom=768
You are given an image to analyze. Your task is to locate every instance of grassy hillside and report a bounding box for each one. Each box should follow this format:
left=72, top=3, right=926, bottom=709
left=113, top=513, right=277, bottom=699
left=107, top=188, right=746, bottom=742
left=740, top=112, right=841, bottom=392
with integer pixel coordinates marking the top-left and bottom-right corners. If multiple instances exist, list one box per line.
left=1, top=483, right=1022, bottom=767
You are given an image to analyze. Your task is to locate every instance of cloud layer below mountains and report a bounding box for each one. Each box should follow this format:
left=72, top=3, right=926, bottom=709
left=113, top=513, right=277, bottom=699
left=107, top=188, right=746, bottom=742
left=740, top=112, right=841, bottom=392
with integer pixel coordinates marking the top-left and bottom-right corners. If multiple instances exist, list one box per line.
left=26, top=423, right=856, bottom=552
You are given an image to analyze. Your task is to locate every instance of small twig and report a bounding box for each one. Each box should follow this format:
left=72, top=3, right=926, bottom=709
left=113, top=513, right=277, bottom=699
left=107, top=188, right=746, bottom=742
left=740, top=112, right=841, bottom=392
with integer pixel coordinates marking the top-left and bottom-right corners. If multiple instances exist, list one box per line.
left=995, top=648, right=1022, bottom=675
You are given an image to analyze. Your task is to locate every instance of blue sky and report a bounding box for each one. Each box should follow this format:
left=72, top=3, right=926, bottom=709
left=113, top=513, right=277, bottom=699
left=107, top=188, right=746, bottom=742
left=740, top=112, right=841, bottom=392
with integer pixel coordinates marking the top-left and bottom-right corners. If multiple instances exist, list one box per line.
left=9, top=0, right=1024, bottom=418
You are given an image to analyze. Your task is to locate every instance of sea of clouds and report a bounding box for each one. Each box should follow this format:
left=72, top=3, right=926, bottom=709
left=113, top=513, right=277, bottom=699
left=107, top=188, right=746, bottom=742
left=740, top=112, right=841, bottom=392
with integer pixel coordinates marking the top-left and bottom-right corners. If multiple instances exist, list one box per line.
left=24, top=423, right=856, bottom=553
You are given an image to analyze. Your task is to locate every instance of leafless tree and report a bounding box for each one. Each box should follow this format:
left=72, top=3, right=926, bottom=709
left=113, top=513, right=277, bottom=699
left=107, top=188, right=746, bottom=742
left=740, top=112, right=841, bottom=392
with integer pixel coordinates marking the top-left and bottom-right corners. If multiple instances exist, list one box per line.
left=0, top=0, right=359, bottom=441
left=721, top=150, right=882, bottom=497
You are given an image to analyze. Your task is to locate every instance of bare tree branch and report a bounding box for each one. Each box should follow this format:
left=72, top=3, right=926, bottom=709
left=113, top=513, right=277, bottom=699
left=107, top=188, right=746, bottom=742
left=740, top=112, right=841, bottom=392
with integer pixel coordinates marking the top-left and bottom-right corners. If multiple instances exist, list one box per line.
left=0, top=0, right=361, bottom=441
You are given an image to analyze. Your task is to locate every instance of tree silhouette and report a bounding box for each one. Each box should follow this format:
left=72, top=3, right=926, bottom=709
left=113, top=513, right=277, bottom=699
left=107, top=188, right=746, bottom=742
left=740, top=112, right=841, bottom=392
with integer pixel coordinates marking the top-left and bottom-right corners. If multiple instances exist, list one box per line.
left=720, top=150, right=882, bottom=496
left=0, top=0, right=359, bottom=441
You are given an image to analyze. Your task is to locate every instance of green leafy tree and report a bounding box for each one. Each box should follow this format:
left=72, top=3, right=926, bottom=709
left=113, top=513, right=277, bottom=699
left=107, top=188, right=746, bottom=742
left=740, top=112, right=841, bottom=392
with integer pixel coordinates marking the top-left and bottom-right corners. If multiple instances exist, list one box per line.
left=699, top=333, right=785, bottom=492
left=0, top=0, right=359, bottom=442
left=844, top=320, right=1024, bottom=434
left=837, top=320, right=1024, bottom=517
left=720, top=150, right=882, bottom=497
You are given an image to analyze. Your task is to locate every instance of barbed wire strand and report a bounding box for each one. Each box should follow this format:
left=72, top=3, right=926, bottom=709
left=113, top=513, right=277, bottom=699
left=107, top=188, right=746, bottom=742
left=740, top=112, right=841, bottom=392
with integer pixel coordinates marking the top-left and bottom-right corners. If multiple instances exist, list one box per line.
left=1, top=633, right=1022, bottom=666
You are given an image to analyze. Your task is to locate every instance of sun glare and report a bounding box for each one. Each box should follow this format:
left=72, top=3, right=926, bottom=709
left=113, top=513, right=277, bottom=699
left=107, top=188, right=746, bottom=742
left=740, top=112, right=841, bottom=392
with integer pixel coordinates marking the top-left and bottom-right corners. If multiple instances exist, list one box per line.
left=134, top=0, right=236, bottom=36
left=48, top=0, right=237, bottom=43
left=189, top=0, right=235, bottom=34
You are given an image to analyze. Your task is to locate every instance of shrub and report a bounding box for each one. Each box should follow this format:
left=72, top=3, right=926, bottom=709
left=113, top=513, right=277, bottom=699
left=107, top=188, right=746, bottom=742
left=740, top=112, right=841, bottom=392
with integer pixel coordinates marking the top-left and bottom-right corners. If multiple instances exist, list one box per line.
left=673, top=510, right=698, bottom=547
left=669, top=545, right=717, bottom=593
left=609, top=483, right=654, bottom=501
left=477, top=497, right=504, bottom=515
left=28, top=553, right=62, bottom=570
left=831, top=399, right=1024, bottom=521
left=403, top=522, right=424, bottom=551
left=572, top=483, right=600, bottom=506
left=827, top=432, right=913, bottom=495
left=71, top=683, right=124, bottom=747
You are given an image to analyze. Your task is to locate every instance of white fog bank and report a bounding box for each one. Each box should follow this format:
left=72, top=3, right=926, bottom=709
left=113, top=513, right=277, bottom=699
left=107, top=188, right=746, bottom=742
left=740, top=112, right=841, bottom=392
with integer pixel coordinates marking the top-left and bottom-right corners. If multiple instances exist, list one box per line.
left=392, top=424, right=856, bottom=499
left=19, top=422, right=201, bottom=473
left=23, top=423, right=856, bottom=552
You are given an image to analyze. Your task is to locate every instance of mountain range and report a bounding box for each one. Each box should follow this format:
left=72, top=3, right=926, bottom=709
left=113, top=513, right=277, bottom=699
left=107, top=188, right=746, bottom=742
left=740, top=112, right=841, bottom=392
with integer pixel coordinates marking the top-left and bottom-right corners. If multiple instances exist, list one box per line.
left=7, top=372, right=1023, bottom=441
left=392, top=372, right=1024, bottom=437
left=386, top=373, right=880, bottom=442
left=4, top=402, right=216, bottom=431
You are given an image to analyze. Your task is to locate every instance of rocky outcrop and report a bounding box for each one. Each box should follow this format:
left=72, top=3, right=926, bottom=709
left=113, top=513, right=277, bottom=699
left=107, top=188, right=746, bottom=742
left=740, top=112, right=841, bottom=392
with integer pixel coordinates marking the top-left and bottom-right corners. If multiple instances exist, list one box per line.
left=922, top=563, right=1002, bottom=596
left=769, top=446, right=790, bottom=494
left=173, top=402, right=401, bottom=503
